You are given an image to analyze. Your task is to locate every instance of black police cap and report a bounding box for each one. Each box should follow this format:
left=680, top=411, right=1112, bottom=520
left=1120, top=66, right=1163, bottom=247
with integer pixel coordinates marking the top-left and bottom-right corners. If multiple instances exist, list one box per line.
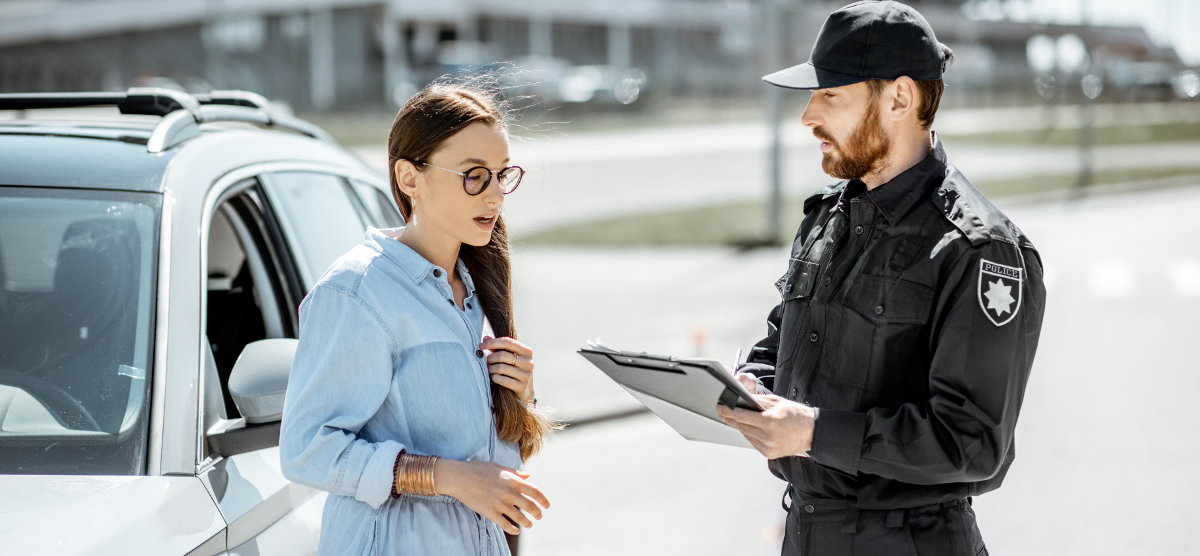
left=764, top=0, right=946, bottom=90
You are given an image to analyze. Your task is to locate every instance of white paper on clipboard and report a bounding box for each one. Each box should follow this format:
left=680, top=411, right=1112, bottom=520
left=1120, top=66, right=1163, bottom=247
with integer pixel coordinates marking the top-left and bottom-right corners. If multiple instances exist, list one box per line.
left=578, top=340, right=761, bottom=449
left=619, top=385, right=755, bottom=449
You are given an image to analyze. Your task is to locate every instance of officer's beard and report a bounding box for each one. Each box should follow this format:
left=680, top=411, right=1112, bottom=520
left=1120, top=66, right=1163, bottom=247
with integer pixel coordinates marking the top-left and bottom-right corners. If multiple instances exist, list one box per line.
left=814, top=106, right=891, bottom=181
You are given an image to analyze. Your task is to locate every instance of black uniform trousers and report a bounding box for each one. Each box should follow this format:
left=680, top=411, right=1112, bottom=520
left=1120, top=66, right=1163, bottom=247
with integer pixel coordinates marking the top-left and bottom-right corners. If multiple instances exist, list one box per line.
left=783, top=492, right=989, bottom=556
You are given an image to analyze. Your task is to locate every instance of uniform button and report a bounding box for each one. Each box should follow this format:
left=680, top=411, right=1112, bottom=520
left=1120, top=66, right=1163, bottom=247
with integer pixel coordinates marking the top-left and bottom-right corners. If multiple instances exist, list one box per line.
left=433, top=269, right=442, bottom=278
left=938, top=189, right=946, bottom=197
left=809, top=332, right=819, bottom=342
left=823, top=277, right=831, bottom=286
left=789, top=387, right=798, bottom=398
left=785, top=284, right=793, bottom=293
left=476, top=349, right=484, bottom=358
left=875, top=305, right=884, bottom=315
left=804, top=504, right=815, bottom=514
left=855, top=225, right=864, bottom=235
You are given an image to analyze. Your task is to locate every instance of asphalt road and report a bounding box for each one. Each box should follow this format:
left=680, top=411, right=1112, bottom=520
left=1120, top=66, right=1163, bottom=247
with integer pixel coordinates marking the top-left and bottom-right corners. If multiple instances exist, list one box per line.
left=510, top=183, right=1200, bottom=555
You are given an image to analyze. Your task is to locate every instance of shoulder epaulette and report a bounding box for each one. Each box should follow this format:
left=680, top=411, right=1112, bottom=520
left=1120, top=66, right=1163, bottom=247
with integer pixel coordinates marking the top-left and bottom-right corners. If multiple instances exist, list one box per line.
left=934, top=165, right=1032, bottom=248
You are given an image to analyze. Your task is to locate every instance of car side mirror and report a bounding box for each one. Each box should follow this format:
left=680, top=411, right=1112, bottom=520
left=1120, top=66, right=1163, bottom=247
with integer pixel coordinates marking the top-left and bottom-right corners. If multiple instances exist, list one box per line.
left=228, top=339, right=297, bottom=424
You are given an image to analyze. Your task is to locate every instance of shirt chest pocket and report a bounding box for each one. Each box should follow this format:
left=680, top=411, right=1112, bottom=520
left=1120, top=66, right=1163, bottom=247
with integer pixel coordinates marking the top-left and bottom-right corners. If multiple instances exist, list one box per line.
left=779, top=260, right=820, bottom=301
left=845, top=275, right=935, bottom=325
left=836, top=275, right=935, bottom=402
left=774, top=260, right=820, bottom=369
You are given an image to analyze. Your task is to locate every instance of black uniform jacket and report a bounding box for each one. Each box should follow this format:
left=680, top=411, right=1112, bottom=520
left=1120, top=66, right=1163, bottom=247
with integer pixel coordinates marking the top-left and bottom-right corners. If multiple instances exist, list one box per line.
left=749, top=137, right=1046, bottom=510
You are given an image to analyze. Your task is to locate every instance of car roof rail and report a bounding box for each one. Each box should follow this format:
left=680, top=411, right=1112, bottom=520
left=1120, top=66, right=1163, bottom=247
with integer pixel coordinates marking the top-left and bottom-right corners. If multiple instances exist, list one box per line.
left=0, top=88, right=337, bottom=152
left=196, top=90, right=272, bottom=111
left=0, top=88, right=202, bottom=119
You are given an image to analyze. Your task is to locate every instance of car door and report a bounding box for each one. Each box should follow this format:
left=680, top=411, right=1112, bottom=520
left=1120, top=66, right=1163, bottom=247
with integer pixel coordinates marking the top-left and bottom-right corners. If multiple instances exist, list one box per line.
left=258, top=172, right=373, bottom=290
left=196, top=171, right=396, bottom=556
left=348, top=179, right=405, bottom=229
left=195, top=177, right=338, bottom=556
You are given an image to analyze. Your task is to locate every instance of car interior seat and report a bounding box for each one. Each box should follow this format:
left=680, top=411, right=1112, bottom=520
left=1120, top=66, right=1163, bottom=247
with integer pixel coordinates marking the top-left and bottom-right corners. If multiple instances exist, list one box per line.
left=0, top=239, right=12, bottom=340
left=37, top=218, right=142, bottom=433
left=207, top=261, right=266, bottom=419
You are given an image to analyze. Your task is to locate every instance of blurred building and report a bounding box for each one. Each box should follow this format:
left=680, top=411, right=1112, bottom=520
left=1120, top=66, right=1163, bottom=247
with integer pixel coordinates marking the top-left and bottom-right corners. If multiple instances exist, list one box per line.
left=0, top=0, right=1193, bottom=112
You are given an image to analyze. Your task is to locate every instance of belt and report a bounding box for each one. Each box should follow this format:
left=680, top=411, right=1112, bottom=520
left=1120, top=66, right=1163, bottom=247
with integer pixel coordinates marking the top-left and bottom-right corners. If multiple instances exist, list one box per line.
left=784, top=487, right=969, bottom=534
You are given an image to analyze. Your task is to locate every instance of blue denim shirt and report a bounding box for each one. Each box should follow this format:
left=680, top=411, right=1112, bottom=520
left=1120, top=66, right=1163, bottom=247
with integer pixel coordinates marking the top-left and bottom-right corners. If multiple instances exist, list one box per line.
left=280, top=227, right=520, bottom=556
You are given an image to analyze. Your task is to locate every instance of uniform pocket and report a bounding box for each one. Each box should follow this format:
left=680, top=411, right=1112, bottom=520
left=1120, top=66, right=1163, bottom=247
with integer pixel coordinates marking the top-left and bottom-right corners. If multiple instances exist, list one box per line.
left=783, top=260, right=820, bottom=301
left=837, top=275, right=935, bottom=401
left=845, top=274, right=934, bottom=325
left=775, top=260, right=821, bottom=370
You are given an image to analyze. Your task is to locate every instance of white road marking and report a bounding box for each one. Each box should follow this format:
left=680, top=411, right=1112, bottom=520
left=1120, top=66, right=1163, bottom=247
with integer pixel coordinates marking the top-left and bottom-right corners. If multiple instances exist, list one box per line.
left=1166, top=258, right=1200, bottom=297
left=1088, top=260, right=1136, bottom=298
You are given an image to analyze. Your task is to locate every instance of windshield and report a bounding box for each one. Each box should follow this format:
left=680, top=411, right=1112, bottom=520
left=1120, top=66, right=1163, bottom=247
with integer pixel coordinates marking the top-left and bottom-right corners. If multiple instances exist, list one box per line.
left=0, top=187, right=159, bottom=475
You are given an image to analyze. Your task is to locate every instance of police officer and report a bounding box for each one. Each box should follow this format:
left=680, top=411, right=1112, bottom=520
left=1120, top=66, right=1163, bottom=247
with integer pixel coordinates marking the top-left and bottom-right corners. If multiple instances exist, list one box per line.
left=715, top=2, right=1046, bottom=554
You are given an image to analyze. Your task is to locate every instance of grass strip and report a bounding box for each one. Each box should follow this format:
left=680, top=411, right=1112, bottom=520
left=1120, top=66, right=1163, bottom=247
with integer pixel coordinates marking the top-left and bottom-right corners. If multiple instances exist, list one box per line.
left=516, top=167, right=1200, bottom=247
left=942, top=122, right=1200, bottom=147
left=306, top=112, right=1200, bottom=148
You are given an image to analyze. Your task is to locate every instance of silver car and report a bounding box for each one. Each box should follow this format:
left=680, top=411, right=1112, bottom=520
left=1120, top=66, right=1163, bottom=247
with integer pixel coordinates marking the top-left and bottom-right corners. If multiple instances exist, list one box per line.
left=0, top=89, right=400, bottom=555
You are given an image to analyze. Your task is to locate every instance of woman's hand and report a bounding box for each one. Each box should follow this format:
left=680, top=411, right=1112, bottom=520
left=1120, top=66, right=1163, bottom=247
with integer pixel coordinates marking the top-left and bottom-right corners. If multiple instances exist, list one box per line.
left=435, top=459, right=550, bottom=534
left=481, top=336, right=535, bottom=403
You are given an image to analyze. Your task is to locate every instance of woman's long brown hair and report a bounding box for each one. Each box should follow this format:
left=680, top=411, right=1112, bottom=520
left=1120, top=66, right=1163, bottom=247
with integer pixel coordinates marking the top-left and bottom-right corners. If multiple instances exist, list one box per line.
left=386, top=83, right=557, bottom=461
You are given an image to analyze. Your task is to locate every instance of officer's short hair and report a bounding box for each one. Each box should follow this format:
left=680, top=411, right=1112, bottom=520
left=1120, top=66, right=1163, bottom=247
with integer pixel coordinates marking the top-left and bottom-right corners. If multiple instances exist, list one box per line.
left=866, top=43, right=955, bottom=130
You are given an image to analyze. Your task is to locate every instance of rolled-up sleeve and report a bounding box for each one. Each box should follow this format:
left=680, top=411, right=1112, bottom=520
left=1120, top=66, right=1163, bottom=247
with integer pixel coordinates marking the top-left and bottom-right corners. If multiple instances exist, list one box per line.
left=280, top=285, right=404, bottom=509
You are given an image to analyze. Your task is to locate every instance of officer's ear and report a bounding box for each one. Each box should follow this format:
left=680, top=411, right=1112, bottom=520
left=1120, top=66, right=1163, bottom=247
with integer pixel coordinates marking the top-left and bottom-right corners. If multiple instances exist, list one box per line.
left=887, top=76, right=919, bottom=124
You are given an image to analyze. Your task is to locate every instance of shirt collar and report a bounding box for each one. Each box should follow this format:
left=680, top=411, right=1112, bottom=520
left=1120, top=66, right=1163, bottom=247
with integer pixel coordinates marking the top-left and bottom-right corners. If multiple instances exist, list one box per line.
left=836, top=179, right=868, bottom=213
left=864, top=132, right=948, bottom=227
left=455, top=258, right=476, bottom=297
left=365, top=227, right=476, bottom=297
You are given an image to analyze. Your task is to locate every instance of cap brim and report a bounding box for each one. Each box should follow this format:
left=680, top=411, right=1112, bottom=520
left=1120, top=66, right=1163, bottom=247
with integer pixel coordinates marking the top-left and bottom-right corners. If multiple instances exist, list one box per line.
left=762, top=62, right=868, bottom=90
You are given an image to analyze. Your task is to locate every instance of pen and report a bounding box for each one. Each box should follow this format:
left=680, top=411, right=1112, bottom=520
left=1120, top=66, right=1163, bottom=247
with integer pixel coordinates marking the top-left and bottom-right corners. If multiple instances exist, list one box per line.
left=732, top=348, right=742, bottom=375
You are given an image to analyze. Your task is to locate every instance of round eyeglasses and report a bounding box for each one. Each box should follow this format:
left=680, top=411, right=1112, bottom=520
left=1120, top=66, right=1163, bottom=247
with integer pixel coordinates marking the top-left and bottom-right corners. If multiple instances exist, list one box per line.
left=416, top=162, right=524, bottom=196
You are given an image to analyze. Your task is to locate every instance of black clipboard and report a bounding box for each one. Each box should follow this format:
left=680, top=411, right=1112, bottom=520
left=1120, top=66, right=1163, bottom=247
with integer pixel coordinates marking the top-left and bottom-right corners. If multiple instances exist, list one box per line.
left=578, top=341, right=763, bottom=448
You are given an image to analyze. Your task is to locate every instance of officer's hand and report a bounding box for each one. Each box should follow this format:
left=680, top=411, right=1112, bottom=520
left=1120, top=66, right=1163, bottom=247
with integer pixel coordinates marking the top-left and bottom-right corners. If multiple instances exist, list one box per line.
left=716, top=395, right=816, bottom=459
left=736, top=373, right=759, bottom=392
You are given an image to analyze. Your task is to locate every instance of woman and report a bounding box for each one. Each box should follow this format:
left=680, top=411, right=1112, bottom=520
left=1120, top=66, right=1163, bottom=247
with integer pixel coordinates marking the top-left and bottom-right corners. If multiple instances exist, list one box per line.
left=280, top=82, right=556, bottom=556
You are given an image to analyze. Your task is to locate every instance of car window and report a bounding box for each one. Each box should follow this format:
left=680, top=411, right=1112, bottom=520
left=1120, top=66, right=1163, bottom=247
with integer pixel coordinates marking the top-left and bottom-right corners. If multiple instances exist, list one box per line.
left=261, top=172, right=367, bottom=289
left=0, top=186, right=159, bottom=475
left=206, top=202, right=280, bottom=421
left=351, top=180, right=405, bottom=228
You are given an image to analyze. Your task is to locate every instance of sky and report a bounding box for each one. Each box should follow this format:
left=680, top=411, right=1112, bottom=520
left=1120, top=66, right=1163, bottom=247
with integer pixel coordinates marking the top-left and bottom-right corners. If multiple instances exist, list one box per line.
left=965, top=0, right=1200, bottom=65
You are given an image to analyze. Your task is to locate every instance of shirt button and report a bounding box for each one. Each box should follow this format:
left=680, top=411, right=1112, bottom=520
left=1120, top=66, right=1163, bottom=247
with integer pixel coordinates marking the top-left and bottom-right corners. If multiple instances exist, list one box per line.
left=855, top=225, right=864, bottom=235
left=823, top=277, right=831, bottom=286
left=789, top=387, right=798, bottom=398
left=433, top=269, right=442, bottom=278
left=938, top=189, right=946, bottom=197
left=476, top=349, right=484, bottom=358
left=804, top=504, right=815, bottom=514
left=466, top=302, right=473, bottom=309
left=447, top=299, right=454, bottom=306
left=809, top=332, right=819, bottom=342
left=875, top=305, right=884, bottom=315
left=785, top=284, right=793, bottom=293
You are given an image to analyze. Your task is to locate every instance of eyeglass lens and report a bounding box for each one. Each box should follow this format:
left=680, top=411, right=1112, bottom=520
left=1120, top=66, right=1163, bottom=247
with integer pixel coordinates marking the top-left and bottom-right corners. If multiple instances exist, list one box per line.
left=464, top=166, right=524, bottom=195
left=464, top=167, right=490, bottom=194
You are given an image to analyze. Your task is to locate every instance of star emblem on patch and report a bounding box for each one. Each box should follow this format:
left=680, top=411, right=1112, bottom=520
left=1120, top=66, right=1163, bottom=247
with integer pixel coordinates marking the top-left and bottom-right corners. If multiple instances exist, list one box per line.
left=978, top=259, right=1022, bottom=326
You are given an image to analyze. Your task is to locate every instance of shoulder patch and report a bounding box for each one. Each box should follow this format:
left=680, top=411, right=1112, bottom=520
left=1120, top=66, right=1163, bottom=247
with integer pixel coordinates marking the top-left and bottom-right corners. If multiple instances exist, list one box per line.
left=978, top=259, right=1022, bottom=326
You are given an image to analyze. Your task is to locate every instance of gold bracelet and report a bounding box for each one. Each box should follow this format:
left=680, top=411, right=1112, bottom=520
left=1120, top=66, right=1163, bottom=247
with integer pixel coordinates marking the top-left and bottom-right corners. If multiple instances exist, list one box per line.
left=396, top=454, right=439, bottom=497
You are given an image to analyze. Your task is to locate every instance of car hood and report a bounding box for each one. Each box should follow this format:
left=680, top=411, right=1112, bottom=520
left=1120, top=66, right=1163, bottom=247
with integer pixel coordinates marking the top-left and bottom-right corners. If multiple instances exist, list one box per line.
left=0, top=475, right=225, bottom=555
